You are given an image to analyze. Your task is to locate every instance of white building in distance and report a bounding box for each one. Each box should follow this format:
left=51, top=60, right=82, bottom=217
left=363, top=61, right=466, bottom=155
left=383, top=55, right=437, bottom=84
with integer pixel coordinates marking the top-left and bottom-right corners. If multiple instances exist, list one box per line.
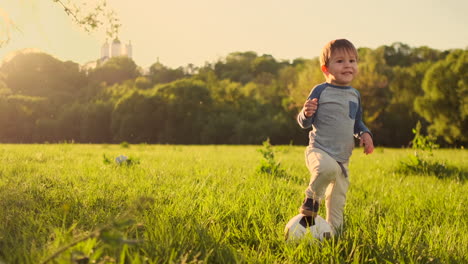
left=100, top=38, right=132, bottom=62
left=81, top=38, right=134, bottom=71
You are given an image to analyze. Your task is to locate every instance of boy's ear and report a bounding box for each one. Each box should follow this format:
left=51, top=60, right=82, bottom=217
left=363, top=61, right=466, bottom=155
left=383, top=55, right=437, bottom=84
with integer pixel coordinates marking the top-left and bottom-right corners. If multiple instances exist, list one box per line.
left=321, top=65, right=328, bottom=74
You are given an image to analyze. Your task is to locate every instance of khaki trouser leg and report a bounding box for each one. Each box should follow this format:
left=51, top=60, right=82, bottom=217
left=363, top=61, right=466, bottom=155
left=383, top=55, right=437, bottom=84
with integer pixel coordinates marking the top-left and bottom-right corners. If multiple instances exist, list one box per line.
left=305, top=147, right=350, bottom=232
left=324, top=161, right=349, bottom=233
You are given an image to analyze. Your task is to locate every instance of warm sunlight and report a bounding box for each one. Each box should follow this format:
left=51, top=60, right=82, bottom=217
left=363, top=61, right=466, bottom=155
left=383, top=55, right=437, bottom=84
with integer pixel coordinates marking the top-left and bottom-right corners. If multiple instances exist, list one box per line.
left=1, top=0, right=467, bottom=69
left=0, top=2, right=467, bottom=263
left=0, top=7, right=15, bottom=47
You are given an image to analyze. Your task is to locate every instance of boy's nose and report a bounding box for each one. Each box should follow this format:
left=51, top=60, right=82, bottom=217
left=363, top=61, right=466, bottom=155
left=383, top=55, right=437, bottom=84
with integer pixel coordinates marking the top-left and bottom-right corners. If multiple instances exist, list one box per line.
left=344, top=61, right=353, bottom=67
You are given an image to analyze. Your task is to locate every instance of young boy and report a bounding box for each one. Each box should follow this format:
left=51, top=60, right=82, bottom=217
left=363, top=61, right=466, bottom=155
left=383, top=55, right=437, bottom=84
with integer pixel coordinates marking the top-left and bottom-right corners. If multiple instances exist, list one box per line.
left=296, top=39, right=374, bottom=234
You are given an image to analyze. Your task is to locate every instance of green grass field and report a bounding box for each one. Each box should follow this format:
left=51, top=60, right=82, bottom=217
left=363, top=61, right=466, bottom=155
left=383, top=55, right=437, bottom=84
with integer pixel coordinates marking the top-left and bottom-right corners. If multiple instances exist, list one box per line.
left=0, top=144, right=466, bottom=263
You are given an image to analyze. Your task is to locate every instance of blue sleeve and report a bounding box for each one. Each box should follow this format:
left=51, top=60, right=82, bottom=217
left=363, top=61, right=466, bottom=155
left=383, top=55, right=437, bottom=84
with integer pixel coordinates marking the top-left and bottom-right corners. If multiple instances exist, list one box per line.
left=353, top=92, right=372, bottom=138
left=297, top=84, right=327, bottom=129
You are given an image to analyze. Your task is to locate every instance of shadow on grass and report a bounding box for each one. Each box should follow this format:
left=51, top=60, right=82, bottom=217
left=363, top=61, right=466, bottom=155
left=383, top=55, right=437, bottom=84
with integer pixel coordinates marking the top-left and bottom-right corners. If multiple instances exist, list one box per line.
left=396, top=156, right=468, bottom=182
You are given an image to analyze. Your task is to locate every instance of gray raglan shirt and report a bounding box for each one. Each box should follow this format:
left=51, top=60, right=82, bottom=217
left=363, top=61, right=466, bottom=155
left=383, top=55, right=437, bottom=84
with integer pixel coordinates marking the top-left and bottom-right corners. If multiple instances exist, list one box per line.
left=297, top=82, right=372, bottom=163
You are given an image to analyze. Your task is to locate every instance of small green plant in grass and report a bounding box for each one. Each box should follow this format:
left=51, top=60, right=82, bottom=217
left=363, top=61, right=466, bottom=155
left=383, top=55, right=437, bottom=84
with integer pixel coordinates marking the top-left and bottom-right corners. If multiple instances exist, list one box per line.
left=398, top=121, right=452, bottom=177
left=409, top=121, right=439, bottom=167
left=120, top=141, right=130, bottom=148
left=103, top=154, right=112, bottom=164
left=257, top=138, right=285, bottom=177
left=411, top=121, right=439, bottom=154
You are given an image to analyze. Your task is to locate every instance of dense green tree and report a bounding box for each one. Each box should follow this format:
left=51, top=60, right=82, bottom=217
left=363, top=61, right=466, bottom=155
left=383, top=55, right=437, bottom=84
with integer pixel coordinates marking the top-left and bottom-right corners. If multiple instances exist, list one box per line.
left=277, top=63, right=310, bottom=144
left=111, top=92, right=162, bottom=143
left=241, top=72, right=281, bottom=103
left=0, top=95, right=43, bottom=142
left=287, top=58, right=323, bottom=110
left=382, top=42, right=413, bottom=67
left=415, top=49, right=468, bottom=144
left=54, top=103, right=85, bottom=142
left=32, top=103, right=85, bottom=143
left=0, top=44, right=464, bottom=146
left=88, top=56, right=140, bottom=86
left=155, top=79, right=212, bottom=144
left=81, top=100, right=113, bottom=143
left=134, top=76, right=152, bottom=89
left=382, top=42, right=446, bottom=67
left=214, top=51, right=257, bottom=84
left=196, top=76, right=246, bottom=144
left=412, top=46, right=448, bottom=63
left=251, top=54, right=282, bottom=76
left=383, top=62, right=432, bottom=146
left=110, top=78, right=212, bottom=144
left=98, top=80, right=138, bottom=104
left=148, top=62, right=186, bottom=85
left=353, top=47, right=391, bottom=145
left=196, top=70, right=239, bottom=103
left=0, top=51, right=86, bottom=105
left=0, top=77, right=11, bottom=96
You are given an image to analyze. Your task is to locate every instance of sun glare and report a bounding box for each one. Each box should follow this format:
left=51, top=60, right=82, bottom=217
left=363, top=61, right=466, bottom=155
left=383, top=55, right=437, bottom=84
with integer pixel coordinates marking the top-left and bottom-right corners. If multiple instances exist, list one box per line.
left=1, top=48, right=44, bottom=65
left=0, top=7, right=15, bottom=47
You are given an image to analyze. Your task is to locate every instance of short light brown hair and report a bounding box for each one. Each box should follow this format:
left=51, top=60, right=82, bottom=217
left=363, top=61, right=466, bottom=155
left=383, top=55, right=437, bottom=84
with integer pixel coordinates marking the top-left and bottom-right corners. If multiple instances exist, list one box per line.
left=320, top=39, right=358, bottom=67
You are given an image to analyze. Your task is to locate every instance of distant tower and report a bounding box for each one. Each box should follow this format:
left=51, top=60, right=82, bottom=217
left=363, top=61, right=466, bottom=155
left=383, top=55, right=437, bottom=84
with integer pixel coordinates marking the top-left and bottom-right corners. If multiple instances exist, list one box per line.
left=98, top=38, right=132, bottom=66
left=100, top=40, right=109, bottom=59
left=111, top=38, right=122, bottom=57
left=125, top=41, right=133, bottom=58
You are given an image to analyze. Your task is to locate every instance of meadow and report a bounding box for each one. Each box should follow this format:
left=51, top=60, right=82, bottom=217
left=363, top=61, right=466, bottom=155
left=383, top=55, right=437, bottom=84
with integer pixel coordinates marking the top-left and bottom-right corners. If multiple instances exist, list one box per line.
left=0, top=144, right=466, bottom=263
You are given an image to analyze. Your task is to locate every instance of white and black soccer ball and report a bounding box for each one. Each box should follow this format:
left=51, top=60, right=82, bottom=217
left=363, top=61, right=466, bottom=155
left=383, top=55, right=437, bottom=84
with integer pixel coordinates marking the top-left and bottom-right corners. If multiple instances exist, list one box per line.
left=284, top=214, right=332, bottom=242
left=115, top=155, right=128, bottom=165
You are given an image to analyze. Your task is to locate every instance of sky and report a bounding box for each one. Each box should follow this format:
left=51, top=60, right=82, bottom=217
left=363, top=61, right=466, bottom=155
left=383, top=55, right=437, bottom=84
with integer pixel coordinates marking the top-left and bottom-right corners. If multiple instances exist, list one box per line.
left=1, top=0, right=467, bottom=69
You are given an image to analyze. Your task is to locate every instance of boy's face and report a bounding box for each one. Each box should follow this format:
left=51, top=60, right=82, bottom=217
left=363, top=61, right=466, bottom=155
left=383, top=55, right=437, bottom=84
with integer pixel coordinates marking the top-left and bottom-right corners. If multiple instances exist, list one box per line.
left=322, top=49, right=358, bottom=86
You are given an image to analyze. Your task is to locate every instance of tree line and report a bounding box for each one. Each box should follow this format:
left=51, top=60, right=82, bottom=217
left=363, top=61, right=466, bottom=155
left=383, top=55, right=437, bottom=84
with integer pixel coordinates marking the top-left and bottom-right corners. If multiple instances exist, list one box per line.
left=0, top=43, right=466, bottom=147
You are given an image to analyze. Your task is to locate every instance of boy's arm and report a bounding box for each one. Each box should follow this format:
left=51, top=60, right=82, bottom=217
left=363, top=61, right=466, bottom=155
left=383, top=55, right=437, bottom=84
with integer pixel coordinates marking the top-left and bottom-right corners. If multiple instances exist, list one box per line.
left=360, top=132, right=374, bottom=154
left=297, top=85, right=326, bottom=129
left=297, top=98, right=318, bottom=129
left=354, top=119, right=372, bottom=138
left=353, top=94, right=372, bottom=138
left=354, top=94, right=374, bottom=154
left=297, top=108, right=314, bottom=129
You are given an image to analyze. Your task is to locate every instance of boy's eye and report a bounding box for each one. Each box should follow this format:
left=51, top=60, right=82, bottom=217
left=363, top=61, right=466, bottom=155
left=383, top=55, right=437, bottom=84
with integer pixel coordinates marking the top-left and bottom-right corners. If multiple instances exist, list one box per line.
left=350, top=59, right=356, bottom=63
left=337, top=59, right=343, bottom=63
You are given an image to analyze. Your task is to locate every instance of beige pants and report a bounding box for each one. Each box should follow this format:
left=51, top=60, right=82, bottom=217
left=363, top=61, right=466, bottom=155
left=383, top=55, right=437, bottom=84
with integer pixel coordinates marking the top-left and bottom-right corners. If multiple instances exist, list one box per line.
left=305, top=147, right=350, bottom=232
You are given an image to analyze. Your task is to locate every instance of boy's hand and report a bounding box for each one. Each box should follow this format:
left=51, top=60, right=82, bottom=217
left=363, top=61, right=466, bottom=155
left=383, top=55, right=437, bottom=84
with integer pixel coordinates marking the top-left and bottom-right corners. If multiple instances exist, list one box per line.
left=360, top=132, right=374, bottom=154
left=303, top=98, right=318, bottom=117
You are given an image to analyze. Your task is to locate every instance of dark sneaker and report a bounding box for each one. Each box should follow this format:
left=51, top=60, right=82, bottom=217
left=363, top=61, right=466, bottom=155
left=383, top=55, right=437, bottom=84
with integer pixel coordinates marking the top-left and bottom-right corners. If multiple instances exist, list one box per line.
left=300, top=197, right=319, bottom=217
left=299, top=215, right=315, bottom=228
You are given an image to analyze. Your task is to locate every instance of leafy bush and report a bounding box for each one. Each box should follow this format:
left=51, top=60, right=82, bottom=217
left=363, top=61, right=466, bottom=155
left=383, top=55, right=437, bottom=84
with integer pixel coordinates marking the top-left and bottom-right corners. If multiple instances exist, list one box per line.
left=397, top=121, right=465, bottom=181
left=256, top=138, right=285, bottom=177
